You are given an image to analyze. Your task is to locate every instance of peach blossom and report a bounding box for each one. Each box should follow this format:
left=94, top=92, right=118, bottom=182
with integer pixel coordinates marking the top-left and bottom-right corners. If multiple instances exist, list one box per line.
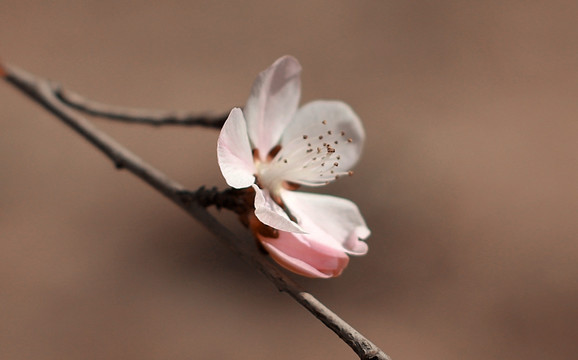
left=217, top=56, right=369, bottom=278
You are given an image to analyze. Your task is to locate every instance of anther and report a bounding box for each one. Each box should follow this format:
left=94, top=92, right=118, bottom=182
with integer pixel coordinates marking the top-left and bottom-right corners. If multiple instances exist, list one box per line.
left=348, top=171, right=354, bottom=176
left=321, top=162, right=325, bottom=166
left=334, top=141, right=339, bottom=144
left=333, top=162, right=339, bottom=167
left=283, top=159, right=288, bottom=163
left=322, top=120, right=327, bottom=125
left=341, top=131, right=346, bottom=136
left=327, top=130, right=332, bottom=135
left=303, top=135, right=308, bottom=139
left=319, top=135, right=324, bottom=140
left=347, top=138, right=353, bottom=143
left=337, top=156, right=341, bottom=160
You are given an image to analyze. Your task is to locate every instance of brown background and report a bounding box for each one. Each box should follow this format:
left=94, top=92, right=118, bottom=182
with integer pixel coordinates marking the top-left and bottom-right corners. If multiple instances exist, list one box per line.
left=1, top=1, right=577, bottom=359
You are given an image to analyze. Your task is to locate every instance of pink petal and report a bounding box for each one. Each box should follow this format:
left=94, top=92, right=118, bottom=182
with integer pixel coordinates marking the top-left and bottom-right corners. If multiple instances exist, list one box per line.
left=244, top=56, right=302, bottom=159
left=280, top=190, right=370, bottom=255
left=281, top=100, right=365, bottom=171
left=258, top=231, right=350, bottom=278
left=252, top=185, right=305, bottom=233
left=217, top=108, right=256, bottom=189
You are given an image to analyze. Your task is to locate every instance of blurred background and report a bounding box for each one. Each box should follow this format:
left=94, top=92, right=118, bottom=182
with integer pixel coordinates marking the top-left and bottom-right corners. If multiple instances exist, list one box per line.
left=1, top=1, right=577, bottom=359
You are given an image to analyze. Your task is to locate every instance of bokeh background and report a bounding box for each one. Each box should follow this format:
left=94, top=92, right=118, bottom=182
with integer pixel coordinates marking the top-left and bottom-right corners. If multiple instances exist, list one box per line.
left=1, top=1, right=577, bottom=359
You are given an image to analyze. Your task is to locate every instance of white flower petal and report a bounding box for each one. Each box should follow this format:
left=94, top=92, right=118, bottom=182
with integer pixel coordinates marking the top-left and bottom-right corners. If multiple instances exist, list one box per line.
left=281, top=100, right=365, bottom=171
left=281, top=190, right=369, bottom=255
left=252, top=185, right=305, bottom=233
left=244, top=55, right=302, bottom=158
left=217, top=108, right=256, bottom=189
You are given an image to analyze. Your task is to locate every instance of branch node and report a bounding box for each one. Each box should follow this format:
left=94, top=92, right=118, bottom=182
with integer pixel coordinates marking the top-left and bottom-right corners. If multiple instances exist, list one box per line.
left=114, top=159, right=125, bottom=169
left=177, top=186, right=249, bottom=214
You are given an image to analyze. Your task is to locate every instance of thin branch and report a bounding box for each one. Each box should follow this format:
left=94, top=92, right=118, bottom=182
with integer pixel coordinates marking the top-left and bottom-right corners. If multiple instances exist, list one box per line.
left=53, top=83, right=228, bottom=128
left=2, top=63, right=391, bottom=360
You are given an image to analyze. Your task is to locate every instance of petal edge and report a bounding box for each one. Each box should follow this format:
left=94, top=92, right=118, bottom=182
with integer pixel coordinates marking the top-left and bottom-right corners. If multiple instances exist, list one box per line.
left=281, top=190, right=370, bottom=255
left=217, top=108, right=256, bottom=189
left=252, top=185, right=305, bottom=234
left=244, top=56, right=302, bottom=158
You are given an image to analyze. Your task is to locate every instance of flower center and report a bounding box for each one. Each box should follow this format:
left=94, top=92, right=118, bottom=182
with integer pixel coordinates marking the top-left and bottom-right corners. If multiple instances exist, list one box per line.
left=255, top=120, right=354, bottom=197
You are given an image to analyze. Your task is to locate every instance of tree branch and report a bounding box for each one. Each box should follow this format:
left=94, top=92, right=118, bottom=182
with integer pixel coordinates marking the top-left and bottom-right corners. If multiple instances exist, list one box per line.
left=1, top=63, right=391, bottom=360
left=53, top=83, right=228, bottom=128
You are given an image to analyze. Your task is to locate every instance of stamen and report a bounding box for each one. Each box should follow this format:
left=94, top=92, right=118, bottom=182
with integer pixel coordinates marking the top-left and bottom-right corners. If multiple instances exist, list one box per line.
left=256, top=122, right=354, bottom=189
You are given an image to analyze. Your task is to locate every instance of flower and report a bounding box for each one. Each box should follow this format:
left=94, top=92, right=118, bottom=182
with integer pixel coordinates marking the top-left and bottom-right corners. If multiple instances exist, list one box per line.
left=217, top=56, right=370, bottom=278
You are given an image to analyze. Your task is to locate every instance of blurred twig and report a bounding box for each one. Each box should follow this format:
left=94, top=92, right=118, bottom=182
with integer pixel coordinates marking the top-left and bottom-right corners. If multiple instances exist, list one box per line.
left=53, top=83, right=227, bottom=128
left=2, top=63, right=391, bottom=360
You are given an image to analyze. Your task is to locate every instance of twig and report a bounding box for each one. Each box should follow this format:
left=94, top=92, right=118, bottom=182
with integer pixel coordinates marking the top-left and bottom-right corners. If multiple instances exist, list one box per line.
left=53, top=83, right=228, bottom=128
left=2, top=63, right=391, bottom=360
